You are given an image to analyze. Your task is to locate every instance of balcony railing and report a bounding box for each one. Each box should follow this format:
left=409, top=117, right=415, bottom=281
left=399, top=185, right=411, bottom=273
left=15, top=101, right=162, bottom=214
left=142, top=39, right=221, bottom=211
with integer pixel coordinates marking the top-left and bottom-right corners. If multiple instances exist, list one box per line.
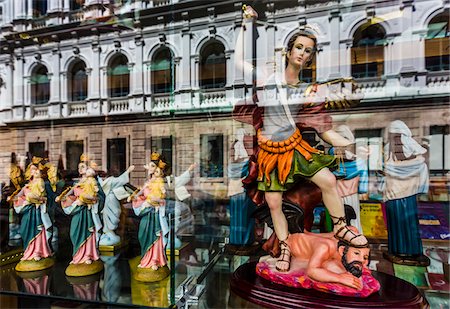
left=68, top=102, right=88, bottom=116
left=30, top=17, right=47, bottom=29
left=427, top=71, right=450, bottom=89
left=200, top=90, right=228, bottom=108
left=32, top=105, right=49, bottom=118
left=108, top=98, right=130, bottom=114
left=355, top=78, right=386, bottom=97
left=68, top=10, right=84, bottom=23
left=152, top=94, right=173, bottom=112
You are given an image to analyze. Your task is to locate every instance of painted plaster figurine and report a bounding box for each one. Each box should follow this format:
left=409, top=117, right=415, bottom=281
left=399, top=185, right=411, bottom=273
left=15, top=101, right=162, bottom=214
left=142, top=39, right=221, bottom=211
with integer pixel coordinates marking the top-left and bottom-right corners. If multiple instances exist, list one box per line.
left=235, top=5, right=367, bottom=272
left=56, top=154, right=104, bottom=276
left=129, top=152, right=170, bottom=282
left=256, top=228, right=380, bottom=297
left=98, top=165, right=135, bottom=247
left=11, top=157, right=56, bottom=271
left=382, top=120, right=430, bottom=266
left=330, top=125, right=369, bottom=233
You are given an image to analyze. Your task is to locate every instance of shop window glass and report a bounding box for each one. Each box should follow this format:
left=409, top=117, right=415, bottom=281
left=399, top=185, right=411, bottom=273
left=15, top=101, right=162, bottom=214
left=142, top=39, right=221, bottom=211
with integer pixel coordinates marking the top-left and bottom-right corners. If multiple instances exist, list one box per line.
left=107, top=138, right=127, bottom=176
left=199, top=41, right=226, bottom=89
left=300, top=57, right=316, bottom=83
left=69, top=61, right=87, bottom=101
left=66, top=140, right=84, bottom=177
left=355, top=129, right=383, bottom=172
left=151, top=136, right=173, bottom=175
left=70, top=0, right=82, bottom=11
left=151, top=47, right=174, bottom=94
left=425, top=10, right=450, bottom=72
left=200, top=134, right=224, bottom=178
left=351, top=23, right=386, bottom=78
left=29, top=142, right=45, bottom=158
left=33, top=0, right=47, bottom=17
left=429, top=125, right=450, bottom=173
left=31, top=65, right=50, bottom=105
left=108, top=54, right=130, bottom=98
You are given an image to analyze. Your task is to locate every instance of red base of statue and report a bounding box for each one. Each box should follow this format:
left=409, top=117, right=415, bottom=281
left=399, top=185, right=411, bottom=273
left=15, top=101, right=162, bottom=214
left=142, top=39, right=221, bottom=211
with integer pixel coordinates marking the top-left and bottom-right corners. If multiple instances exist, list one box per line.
left=230, top=262, right=427, bottom=309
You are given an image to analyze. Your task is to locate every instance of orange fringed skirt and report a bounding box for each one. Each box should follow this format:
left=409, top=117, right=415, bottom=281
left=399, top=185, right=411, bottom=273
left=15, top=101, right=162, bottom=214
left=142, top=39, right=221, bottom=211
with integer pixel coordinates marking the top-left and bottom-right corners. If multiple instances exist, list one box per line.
left=256, top=128, right=336, bottom=192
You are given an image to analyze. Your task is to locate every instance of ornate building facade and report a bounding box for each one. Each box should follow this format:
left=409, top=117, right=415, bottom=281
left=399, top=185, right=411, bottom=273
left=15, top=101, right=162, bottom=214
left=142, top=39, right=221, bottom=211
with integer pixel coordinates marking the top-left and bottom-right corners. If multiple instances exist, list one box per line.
left=0, top=0, right=448, bottom=197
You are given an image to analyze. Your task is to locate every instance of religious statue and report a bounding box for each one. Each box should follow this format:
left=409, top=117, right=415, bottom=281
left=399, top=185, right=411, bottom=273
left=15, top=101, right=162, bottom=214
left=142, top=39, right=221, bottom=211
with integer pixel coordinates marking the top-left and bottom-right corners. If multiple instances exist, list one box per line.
left=98, top=165, right=135, bottom=248
left=235, top=5, right=366, bottom=273
left=129, top=152, right=170, bottom=282
left=56, top=154, right=104, bottom=277
left=382, top=120, right=430, bottom=266
left=10, top=157, right=57, bottom=272
left=256, top=229, right=380, bottom=297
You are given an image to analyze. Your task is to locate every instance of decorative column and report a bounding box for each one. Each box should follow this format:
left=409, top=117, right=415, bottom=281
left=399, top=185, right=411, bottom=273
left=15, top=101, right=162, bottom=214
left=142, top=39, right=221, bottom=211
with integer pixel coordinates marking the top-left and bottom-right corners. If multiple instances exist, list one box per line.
left=328, top=8, right=341, bottom=79
left=133, top=35, right=144, bottom=96
left=89, top=41, right=101, bottom=100
left=127, top=62, right=135, bottom=96
left=180, top=12, right=191, bottom=91
left=13, top=0, right=24, bottom=20
left=60, top=71, right=68, bottom=102
left=100, top=67, right=108, bottom=99
left=5, top=60, right=14, bottom=109
left=26, top=0, right=33, bottom=19
left=49, top=0, right=62, bottom=12
left=13, top=54, right=24, bottom=107
left=225, top=51, right=233, bottom=87
left=49, top=49, right=61, bottom=104
left=399, top=0, right=415, bottom=73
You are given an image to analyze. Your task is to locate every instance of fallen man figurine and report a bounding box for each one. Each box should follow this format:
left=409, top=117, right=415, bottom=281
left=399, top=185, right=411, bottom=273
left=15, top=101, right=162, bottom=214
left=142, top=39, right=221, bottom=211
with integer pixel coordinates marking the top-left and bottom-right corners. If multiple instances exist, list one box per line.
left=256, top=228, right=380, bottom=297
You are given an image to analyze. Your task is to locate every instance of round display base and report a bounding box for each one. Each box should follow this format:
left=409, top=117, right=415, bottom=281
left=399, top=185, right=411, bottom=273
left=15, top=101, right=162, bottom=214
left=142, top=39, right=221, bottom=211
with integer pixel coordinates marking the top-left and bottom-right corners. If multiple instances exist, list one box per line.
left=224, top=243, right=261, bottom=256
left=65, top=260, right=103, bottom=277
left=15, top=258, right=54, bottom=272
left=134, top=265, right=170, bottom=282
left=230, top=262, right=427, bottom=309
left=383, top=252, right=431, bottom=267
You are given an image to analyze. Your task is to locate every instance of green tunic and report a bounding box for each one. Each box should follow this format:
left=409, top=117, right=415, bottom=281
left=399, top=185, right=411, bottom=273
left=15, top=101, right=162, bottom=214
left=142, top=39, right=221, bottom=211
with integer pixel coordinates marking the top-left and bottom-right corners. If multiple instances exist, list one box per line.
left=258, top=150, right=336, bottom=192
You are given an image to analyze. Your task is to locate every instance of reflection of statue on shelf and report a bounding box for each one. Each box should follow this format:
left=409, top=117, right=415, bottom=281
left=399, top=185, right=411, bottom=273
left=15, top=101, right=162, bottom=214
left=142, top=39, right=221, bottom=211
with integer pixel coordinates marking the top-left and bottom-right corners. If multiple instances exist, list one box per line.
left=329, top=125, right=369, bottom=233
left=100, top=253, right=121, bottom=303
left=16, top=268, right=51, bottom=296
left=129, top=152, right=170, bottom=282
left=57, top=154, right=104, bottom=277
left=66, top=273, right=101, bottom=302
left=256, top=229, right=379, bottom=297
left=226, top=128, right=258, bottom=255
left=10, top=157, right=57, bottom=272
left=381, top=120, right=430, bottom=266
left=98, top=165, right=135, bottom=247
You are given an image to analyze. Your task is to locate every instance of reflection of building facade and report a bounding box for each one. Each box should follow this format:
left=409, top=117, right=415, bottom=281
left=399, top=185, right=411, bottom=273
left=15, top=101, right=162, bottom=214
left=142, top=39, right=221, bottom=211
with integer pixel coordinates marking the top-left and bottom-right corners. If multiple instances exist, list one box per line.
left=0, top=1, right=448, bottom=196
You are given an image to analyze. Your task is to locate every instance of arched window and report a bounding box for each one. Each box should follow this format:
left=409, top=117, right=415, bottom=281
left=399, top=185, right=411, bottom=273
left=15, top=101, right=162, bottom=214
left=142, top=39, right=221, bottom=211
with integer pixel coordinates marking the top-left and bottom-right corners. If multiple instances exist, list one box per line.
left=299, top=57, right=316, bottom=83
left=70, top=0, right=82, bottom=11
left=108, top=54, right=130, bottom=98
left=69, top=61, right=87, bottom=101
left=199, top=40, right=226, bottom=89
left=31, top=65, right=50, bottom=105
left=425, top=10, right=449, bottom=72
left=32, top=0, right=47, bottom=17
left=351, top=23, right=386, bottom=79
left=151, top=47, right=174, bottom=94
